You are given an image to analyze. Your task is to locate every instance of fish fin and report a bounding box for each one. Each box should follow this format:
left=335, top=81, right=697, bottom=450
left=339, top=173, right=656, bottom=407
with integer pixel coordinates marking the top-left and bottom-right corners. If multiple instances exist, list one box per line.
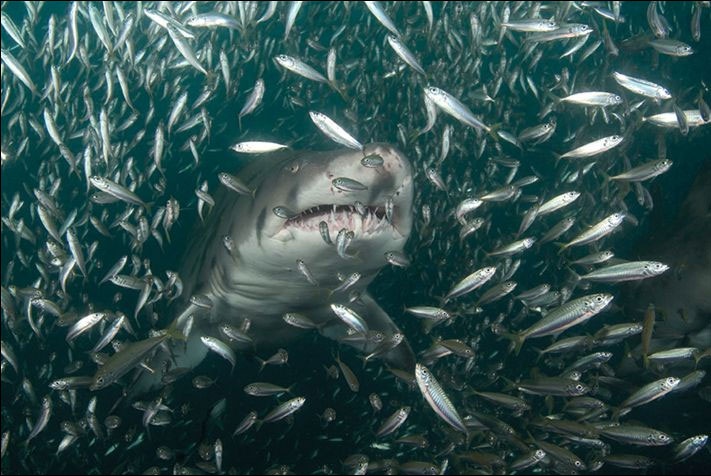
left=255, top=356, right=266, bottom=372
left=499, top=329, right=526, bottom=355
left=531, top=347, right=546, bottom=364
left=486, top=122, right=503, bottom=141
left=555, top=242, right=569, bottom=255
left=253, top=419, right=263, bottom=433
left=328, top=80, right=350, bottom=102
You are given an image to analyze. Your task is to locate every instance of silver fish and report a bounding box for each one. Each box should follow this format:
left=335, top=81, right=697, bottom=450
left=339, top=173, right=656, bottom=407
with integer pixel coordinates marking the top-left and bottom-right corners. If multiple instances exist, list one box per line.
left=425, top=86, right=491, bottom=133
left=579, top=261, right=669, bottom=282
left=560, top=135, right=624, bottom=159
left=275, top=54, right=327, bottom=83
left=262, top=397, right=306, bottom=423
left=309, top=111, right=363, bottom=150
left=375, top=406, right=410, bottom=438
left=415, top=364, right=467, bottom=433
left=613, top=71, right=672, bottom=99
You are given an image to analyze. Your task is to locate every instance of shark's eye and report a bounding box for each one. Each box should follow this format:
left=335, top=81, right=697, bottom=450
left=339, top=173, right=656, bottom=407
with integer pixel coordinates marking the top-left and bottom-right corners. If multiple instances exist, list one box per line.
left=287, top=162, right=300, bottom=173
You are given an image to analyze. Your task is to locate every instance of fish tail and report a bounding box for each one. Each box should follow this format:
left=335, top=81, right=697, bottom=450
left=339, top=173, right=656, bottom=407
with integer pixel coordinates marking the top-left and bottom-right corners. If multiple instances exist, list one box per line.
left=256, top=357, right=266, bottom=372
left=486, top=122, right=503, bottom=141
left=253, top=419, right=264, bottom=432
left=500, top=330, right=526, bottom=355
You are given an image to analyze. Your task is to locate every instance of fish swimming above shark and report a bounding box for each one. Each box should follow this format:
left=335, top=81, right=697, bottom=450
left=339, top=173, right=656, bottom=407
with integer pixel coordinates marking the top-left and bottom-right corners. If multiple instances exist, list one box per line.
left=131, top=143, right=416, bottom=394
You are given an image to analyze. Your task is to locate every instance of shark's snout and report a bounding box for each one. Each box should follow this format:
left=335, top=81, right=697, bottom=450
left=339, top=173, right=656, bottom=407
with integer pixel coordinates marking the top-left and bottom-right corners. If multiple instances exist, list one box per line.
left=270, top=144, right=414, bottom=242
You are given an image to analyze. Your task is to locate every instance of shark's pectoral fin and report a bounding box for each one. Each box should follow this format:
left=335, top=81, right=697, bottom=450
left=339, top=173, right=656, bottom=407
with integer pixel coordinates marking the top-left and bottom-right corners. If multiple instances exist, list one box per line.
left=319, top=293, right=416, bottom=373
left=127, top=330, right=209, bottom=398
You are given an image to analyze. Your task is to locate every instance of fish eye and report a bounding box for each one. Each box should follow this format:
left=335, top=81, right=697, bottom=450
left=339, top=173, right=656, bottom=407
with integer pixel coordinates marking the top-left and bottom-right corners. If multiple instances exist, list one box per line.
left=595, top=296, right=603, bottom=302
left=574, top=461, right=583, bottom=468
left=287, top=161, right=300, bottom=173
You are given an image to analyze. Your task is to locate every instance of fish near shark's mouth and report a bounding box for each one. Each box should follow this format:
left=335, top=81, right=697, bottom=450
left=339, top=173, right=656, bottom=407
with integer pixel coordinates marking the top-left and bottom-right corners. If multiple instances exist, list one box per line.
left=284, top=203, right=400, bottom=237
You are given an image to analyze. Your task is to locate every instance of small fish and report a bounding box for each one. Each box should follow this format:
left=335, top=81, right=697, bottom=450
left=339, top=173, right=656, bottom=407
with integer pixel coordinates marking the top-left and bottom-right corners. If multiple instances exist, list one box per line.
left=331, top=272, right=361, bottom=294
left=335, top=354, right=360, bottom=392
left=618, top=377, right=680, bottom=413
left=364, top=1, right=401, bottom=37
left=578, top=261, right=669, bottom=283
left=91, top=334, right=170, bottom=390
left=599, top=425, right=673, bottom=446
left=296, top=259, right=319, bottom=286
left=444, top=266, right=497, bottom=302
left=1, top=48, right=38, bottom=95
left=319, top=221, right=332, bottom=244
left=231, top=141, right=288, bottom=154
left=375, top=406, right=410, bottom=438
left=361, top=154, right=384, bottom=168
left=330, top=304, right=368, bottom=335
left=369, top=393, right=383, bottom=412
left=275, top=54, right=327, bottom=83
left=415, top=364, right=467, bottom=433
left=185, top=12, right=240, bottom=30
left=643, top=110, right=710, bottom=128
left=609, top=159, right=673, bottom=181
left=244, top=382, right=293, bottom=397
left=560, top=213, right=625, bottom=251
left=283, top=1, right=303, bottom=40
left=649, top=39, right=694, bottom=56
left=489, top=237, right=536, bottom=257
left=201, top=336, right=236, bottom=371
left=405, top=306, right=450, bottom=321
left=613, top=71, right=671, bottom=99
left=386, top=35, right=425, bottom=75
left=165, top=24, right=207, bottom=75
left=425, top=86, right=491, bottom=133
left=257, top=348, right=288, bottom=371
left=239, top=79, right=265, bottom=123
left=272, top=206, right=297, bottom=219
left=518, top=377, right=589, bottom=397
left=560, top=92, right=623, bottom=106
left=509, top=293, right=613, bottom=353
left=332, top=177, right=368, bottom=191
left=502, top=18, right=558, bottom=32
left=283, top=312, right=319, bottom=329
left=66, top=312, right=108, bottom=343
left=262, top=397, right=306, bottom=423
left=90, top=176, right=148, bottom=210
left=672, top=435, right=708, bottom=462
left=309, top=111, right=363, bottom=150
left=233, top=411, right=258, bottom=436
left=25, top=396, right=52, bottom=444
left=560, top=135, right=624, bottom=159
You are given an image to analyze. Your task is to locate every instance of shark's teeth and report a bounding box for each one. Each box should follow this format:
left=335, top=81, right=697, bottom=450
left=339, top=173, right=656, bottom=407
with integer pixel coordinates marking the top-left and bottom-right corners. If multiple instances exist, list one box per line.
left=285, top=204, right=390, bottom=235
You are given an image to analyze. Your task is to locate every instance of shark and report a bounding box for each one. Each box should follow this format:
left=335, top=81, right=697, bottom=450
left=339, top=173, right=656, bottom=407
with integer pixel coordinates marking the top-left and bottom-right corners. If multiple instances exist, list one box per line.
left=132, top=143, right=416, bottom=393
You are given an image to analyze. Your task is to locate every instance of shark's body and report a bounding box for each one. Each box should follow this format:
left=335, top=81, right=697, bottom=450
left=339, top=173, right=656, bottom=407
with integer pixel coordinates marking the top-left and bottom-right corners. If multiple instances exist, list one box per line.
left=134, top=143, right=415, bottom=393
left=623, top=162, right=711, bottom=345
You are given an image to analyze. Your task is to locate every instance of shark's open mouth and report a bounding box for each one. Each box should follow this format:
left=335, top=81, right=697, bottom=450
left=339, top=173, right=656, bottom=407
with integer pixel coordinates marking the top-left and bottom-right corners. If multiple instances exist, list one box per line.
left=285, top=204, right=395, bottom=235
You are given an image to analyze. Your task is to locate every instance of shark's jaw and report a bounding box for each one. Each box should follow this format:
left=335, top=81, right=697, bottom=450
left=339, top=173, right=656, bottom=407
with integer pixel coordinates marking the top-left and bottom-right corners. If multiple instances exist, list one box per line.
left=276, top=204, right=402, bottom=240
left=237, top=143, right=413, bottom=284
left=265, top=143, right=413, bottom=246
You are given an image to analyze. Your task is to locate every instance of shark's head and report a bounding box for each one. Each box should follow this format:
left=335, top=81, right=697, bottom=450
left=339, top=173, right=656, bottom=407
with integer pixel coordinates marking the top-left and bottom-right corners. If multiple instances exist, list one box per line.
left=231, top=143, right=414, bottom=292
left=132, top=144, right=416, bottom=397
